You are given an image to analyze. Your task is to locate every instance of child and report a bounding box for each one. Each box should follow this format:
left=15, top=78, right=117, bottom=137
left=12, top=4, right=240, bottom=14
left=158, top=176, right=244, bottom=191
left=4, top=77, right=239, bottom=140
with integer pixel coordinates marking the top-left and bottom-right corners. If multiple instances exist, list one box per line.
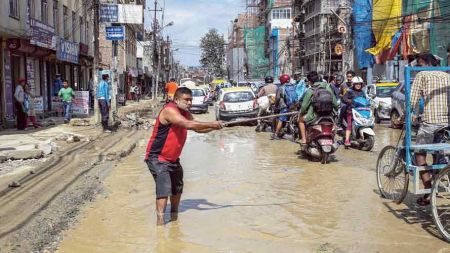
left=25, top=85, right=42, bottom=128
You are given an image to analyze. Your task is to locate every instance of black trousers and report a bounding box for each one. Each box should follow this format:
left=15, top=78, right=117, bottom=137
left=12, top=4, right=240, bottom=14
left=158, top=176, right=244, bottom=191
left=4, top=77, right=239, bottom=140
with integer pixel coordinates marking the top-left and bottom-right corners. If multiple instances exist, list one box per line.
left=98, top=99, right=109, bottom=130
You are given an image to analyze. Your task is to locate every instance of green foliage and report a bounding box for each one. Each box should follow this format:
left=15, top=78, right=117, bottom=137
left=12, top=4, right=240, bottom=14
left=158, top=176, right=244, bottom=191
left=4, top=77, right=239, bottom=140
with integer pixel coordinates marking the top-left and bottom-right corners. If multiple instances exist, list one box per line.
left=200, top=28, right=226, bottom=77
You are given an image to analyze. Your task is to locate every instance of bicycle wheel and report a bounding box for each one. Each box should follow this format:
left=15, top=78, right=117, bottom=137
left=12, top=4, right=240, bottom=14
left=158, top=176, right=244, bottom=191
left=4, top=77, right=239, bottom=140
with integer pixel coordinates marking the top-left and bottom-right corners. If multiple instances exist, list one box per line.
left=431, top=167, right=450, bottom=242
left=376, top=145, right=409, bottom=204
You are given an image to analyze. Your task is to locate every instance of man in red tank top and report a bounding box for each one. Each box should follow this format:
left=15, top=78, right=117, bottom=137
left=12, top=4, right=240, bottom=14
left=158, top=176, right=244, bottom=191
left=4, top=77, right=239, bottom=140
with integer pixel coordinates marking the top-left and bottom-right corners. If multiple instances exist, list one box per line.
left=145, top=87, right=223, bottom=225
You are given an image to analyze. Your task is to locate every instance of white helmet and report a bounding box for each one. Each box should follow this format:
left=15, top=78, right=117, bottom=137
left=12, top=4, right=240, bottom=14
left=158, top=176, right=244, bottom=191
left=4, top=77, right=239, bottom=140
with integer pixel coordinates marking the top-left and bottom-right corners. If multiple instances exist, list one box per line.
left=351, top=76, right=364, bottom=84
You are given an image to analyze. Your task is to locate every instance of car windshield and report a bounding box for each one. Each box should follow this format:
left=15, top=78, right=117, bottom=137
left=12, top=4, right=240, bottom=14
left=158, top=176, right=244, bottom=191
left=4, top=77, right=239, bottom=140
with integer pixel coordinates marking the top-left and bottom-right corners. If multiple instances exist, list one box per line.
left=191, top=89, right=205, bottom=97
left=223, top=91, right=254, bottom=102
left=376, top=86, right=397, bottom=98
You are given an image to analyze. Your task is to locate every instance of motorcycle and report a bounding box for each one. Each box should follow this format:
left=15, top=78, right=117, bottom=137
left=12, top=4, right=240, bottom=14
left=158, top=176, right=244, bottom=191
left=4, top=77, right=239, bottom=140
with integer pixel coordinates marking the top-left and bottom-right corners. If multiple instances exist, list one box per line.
left=302, top=116, right=339, bottom=164
left=338, top=96, right=375, bottom=151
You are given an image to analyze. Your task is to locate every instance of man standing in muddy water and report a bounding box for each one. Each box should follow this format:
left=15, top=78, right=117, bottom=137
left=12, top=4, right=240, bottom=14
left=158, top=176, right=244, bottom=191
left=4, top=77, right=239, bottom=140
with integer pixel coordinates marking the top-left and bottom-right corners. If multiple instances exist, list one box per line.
left=145, top=87, right=224, bottom=225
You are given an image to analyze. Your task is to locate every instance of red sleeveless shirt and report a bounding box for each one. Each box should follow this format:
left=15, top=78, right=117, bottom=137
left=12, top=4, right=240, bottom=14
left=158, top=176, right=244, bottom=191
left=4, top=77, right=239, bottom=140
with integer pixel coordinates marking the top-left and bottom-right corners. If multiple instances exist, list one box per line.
left=145, top=103, right=190, bottom=162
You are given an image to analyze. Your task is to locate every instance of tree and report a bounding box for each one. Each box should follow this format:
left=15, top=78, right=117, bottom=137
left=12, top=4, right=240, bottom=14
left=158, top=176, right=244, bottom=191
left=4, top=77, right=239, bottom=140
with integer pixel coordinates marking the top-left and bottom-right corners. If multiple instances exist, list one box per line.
left=200, top=28, right=226, bottom=78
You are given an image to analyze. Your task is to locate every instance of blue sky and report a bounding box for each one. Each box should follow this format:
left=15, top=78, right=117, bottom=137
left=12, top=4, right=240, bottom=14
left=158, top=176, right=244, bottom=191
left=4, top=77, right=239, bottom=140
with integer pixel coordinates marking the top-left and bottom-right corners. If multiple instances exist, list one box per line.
left=145, top=0, right=244, bottom=66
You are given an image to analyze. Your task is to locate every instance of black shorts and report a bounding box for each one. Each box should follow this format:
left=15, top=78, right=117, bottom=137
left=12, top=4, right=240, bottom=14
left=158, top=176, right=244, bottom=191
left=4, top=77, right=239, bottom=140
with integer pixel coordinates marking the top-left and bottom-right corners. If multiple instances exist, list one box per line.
left=146, top=157, right=184, bottom=198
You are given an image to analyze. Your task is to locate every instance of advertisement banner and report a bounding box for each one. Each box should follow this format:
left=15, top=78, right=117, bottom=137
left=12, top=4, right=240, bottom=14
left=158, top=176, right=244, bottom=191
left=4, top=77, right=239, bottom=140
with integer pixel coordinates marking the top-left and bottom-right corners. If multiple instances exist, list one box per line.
left=72, top=91, right=90, bottom=115
left=26, top=58, right=36, bottom=93
left=34, top=97, right=44, bottom=113
left=3, top=49, right=14, bottom=120
left=99, top=4, right=143, bottom=24
left=57, top=38, right=79, bottom=64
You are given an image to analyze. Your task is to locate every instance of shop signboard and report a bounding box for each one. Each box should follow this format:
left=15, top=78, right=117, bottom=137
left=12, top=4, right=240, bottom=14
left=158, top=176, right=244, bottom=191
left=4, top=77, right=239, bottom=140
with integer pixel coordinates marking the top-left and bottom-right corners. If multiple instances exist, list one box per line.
left=57, top=38, right=79, bottom=64
left=73, top=91, right=90, bottom=115
left=3, top=49, right=14, bottom=120
left=26, top=58, right=36, bottom=93
left=100, top=4, right=119, bottom=22
left=34, top=97, right=44, bottom=113
left=51, top=96, right=63, bottom=113
left=30, top=18, right=56, bottom=50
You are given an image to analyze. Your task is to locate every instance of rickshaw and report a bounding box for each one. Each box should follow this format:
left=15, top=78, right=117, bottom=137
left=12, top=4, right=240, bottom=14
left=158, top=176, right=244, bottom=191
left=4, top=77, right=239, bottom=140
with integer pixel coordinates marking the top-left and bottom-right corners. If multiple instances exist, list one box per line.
left=376, top=66, right=450, bottom=242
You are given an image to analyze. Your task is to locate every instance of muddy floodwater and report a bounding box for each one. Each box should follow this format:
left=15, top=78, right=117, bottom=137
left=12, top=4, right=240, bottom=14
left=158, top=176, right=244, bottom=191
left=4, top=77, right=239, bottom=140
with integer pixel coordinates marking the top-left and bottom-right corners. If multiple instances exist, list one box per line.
left=57, top=112, right=450, bottom=253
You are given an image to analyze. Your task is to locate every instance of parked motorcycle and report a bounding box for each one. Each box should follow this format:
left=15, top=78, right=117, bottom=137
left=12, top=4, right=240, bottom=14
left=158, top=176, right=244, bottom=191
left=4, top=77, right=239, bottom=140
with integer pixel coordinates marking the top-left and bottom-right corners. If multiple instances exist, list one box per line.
left=338, top=96, right=375, bottom=151
left=302, top=116, right=339, bottom=164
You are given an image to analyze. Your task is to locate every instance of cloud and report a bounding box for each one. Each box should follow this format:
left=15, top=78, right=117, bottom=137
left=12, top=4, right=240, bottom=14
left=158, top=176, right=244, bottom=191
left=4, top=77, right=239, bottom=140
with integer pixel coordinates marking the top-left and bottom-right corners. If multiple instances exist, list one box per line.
left=145, top=0, right=243, bottom=66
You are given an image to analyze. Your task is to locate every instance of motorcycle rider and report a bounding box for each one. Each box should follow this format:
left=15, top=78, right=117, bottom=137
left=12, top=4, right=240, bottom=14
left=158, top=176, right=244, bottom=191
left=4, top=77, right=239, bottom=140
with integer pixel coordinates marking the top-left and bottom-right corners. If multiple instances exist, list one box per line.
left=255, top=76, right=278, bottom=132
left=342, top=76, right=366, bottom=147
left=272, top=74, right=296, bottom=140
left=332, top=75, right=345, bottom=99
left=299, top=71, right=338, bottom=148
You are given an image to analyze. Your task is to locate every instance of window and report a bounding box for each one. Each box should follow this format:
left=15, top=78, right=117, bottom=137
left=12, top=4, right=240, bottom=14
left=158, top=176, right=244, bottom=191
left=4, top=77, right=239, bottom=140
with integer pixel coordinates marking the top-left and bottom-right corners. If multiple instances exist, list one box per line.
left=28, top=0, right=35, bottom=19
left=63, top=5, right=68, bottom=37
left=41, top=0, right=48, bottom=24
left=272, top=8, right=291, bottom=20
left=72, top=11, right=76, bottom=40
left=79, top=17, right=83, bottom=43
left=53, top=0, right=59, bottom=33
left=9, top=0, right=19, bottom=18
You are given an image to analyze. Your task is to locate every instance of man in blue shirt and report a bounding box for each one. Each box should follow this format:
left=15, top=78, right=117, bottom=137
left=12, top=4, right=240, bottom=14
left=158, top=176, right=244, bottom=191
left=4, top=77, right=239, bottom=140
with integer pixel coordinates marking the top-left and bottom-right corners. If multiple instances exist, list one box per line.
left=97, top=74, right=111, bottom=133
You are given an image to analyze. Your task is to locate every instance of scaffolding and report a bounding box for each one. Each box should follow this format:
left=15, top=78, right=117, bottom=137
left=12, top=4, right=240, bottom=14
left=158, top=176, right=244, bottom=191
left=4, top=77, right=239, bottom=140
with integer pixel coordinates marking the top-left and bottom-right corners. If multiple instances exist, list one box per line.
left=244, top=0, right=270, bottom=79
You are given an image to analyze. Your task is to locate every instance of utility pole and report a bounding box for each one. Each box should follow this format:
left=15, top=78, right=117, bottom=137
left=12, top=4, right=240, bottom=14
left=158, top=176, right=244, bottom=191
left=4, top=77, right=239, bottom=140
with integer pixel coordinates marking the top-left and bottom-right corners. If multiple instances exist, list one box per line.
left=149, top=0, right=162, bottom=100
left=109, top=0, right=118, bottom=124
left=93, top=0, right=100, bottom=124
left=339, top=0, right=354, bottom=74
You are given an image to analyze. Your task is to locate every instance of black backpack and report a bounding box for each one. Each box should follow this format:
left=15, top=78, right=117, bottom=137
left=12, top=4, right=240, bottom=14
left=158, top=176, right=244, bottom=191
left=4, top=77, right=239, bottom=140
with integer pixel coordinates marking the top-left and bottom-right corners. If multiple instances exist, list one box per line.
left=312, top=86, right=334, bottom=115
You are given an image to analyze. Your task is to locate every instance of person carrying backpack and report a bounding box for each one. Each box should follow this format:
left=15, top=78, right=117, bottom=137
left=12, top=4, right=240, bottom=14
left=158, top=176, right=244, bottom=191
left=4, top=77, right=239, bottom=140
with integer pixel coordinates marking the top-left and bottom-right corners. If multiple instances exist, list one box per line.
left=298, top=71, right=338, bottom=147
left=272, top=74, right=297, bottom=140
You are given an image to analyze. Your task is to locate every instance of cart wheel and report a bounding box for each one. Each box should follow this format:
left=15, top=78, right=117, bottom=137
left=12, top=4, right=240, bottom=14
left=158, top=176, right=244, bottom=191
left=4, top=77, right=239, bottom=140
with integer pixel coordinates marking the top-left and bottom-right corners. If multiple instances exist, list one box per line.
left=431, top=167, right=450, bottom=242
left=376, top=145, right=409, bottom=204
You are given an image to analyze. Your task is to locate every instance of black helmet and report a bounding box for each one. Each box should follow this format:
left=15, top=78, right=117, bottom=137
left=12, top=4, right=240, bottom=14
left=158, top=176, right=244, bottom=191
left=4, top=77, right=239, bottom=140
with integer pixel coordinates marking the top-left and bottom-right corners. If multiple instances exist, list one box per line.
left=335, top=74, right=344, bottom=84
left=265, top=76, right=274, bottom=83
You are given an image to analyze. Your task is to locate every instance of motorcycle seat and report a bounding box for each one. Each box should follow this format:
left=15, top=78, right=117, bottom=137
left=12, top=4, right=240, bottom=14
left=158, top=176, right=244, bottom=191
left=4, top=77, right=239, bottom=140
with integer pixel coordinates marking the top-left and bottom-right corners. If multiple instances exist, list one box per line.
left=306, top=116, right=335, bottom=127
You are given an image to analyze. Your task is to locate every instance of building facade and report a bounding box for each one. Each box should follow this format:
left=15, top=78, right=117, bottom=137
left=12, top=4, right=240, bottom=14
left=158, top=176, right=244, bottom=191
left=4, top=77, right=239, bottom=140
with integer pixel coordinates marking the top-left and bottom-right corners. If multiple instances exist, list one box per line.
left=1, top=0, right=95, bottom=127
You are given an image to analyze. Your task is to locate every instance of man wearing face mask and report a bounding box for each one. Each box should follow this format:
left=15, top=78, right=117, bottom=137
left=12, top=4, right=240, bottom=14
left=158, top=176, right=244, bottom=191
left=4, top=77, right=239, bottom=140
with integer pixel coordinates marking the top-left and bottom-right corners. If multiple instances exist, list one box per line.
left=144, top=87, right=224, bottom=225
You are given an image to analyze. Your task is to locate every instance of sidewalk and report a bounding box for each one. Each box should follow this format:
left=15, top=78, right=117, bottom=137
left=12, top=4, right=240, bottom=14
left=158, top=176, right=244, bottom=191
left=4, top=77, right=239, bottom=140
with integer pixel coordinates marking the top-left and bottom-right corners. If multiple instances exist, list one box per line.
left=0, top=99, right=162, bottom=163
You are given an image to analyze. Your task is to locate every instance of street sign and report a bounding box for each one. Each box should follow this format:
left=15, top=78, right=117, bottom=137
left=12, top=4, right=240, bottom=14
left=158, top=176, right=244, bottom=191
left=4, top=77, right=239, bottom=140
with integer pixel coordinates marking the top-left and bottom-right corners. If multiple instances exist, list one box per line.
left=338, top=25, right=347, bottom=34
left=100, top=4, right=119, bottom=22
left=105, top=26, right=125, bottom=40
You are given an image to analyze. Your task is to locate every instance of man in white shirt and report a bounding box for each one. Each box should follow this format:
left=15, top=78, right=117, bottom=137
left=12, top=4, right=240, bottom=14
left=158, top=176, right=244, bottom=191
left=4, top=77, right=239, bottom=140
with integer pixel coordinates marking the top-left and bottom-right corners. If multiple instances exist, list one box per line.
left=14, top=78, right=27, bottom=130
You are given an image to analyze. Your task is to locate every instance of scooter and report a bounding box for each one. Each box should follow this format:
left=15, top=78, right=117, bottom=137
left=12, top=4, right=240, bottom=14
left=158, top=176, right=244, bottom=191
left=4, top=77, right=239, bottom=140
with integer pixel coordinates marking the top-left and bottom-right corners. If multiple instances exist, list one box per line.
left=338, top=96, right=375, bottom=151
left=303, top=116, right=339, bottom=164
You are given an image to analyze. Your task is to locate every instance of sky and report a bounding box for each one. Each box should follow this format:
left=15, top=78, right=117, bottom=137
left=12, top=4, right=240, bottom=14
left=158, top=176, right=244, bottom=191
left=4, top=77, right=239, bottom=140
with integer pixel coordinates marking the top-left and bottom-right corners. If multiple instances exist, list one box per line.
left=144, top=0, right=244, bottom=67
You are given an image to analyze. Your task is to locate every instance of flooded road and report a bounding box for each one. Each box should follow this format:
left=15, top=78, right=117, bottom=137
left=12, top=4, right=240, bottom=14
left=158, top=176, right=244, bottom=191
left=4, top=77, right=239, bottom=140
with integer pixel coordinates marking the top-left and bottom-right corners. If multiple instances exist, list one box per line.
left=57, top=111, right=450, bottom=253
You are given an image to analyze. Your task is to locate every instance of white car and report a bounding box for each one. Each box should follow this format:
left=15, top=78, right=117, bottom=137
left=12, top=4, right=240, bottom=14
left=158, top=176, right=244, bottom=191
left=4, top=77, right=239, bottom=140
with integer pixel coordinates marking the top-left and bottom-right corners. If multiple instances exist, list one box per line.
left=215, top=87, right=258, bottom=121
left=189, top=88, right=208, bottom=114
left=367, top=82, right=399, bottom=123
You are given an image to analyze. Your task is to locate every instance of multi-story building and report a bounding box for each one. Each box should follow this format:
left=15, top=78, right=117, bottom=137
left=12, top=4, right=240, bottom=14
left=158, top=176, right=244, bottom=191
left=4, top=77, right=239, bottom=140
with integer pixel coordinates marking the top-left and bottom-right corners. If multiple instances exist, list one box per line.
left=259, top=0, right=294, bottom=77
left=293, top=0, right=352, bottom=75
left=98, top=0, right=145, bottom=101
left=1, top=0, right=95, bottom=127
left=227, top=14, right=247, bottom=83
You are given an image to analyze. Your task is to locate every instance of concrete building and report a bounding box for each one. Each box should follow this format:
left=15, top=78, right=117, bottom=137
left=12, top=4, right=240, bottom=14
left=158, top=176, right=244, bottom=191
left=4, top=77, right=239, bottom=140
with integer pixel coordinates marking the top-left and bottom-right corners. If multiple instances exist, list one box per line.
left=1, top=0, right=95, bottom=127
left=98, top=0, right=145, bottom=102
left=259, top=0, right=294, bottom=77
left=293, top=0, right=352, bottom=75
left=227, top=14, right=247, bottom=83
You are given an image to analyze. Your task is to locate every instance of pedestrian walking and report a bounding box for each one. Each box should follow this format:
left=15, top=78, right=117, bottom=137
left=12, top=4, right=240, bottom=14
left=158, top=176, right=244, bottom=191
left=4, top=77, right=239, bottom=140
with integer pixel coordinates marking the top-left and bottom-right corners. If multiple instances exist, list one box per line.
left=97, top=74, right=111, bottom=133
left=144, top=87, right=223, bottom=225
left=58, top=81, right=75, bottom=123
left=14, top=78, right=27, bottom=130
left=25, top=85, right=42, bottom=128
